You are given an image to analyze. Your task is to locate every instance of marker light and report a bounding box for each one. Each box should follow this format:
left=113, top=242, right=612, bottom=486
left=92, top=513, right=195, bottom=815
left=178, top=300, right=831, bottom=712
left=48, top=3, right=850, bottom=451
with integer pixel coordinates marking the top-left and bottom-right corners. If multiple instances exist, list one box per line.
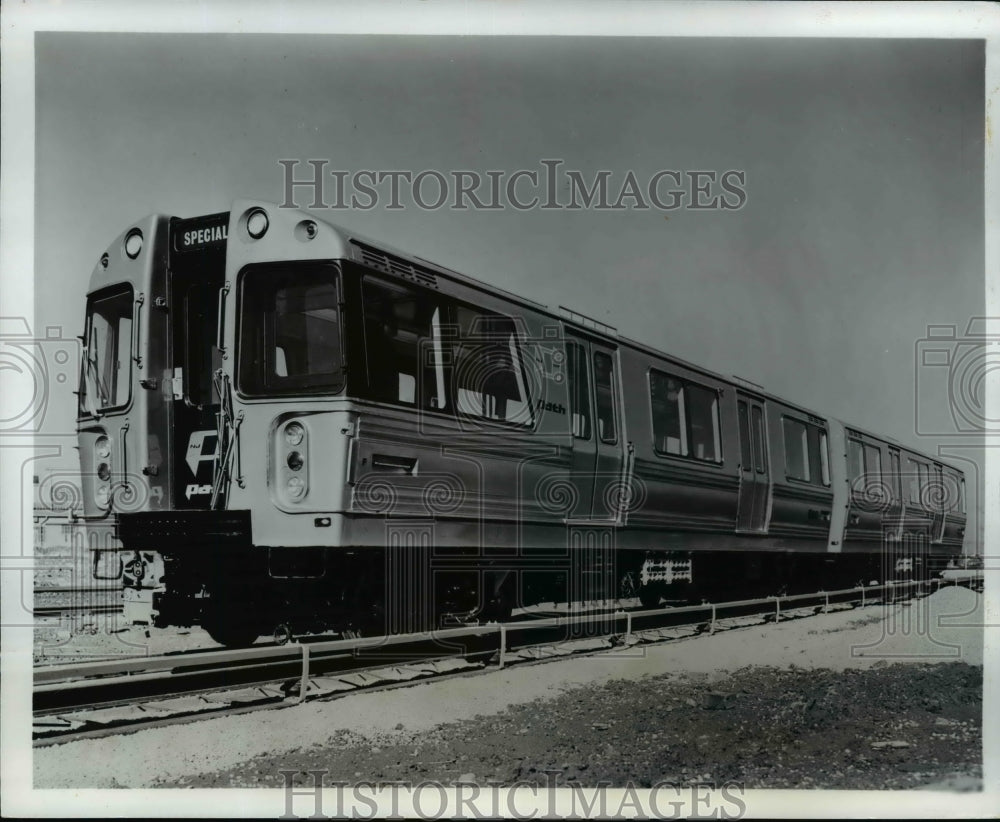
left=124, top=229, right=143, bottom=259
left=287, top=451, right=304, bottom=471
left=95, top=486, right=111, bottom=506
left=246, top=208, right=269, bottom=239
left=284, top=422, right=305, bottom=447
left=97, top=463, right=111, bottom=482
left=287, top=476, right=306, bottom=499
left=95, top=435, right=111, bottom=460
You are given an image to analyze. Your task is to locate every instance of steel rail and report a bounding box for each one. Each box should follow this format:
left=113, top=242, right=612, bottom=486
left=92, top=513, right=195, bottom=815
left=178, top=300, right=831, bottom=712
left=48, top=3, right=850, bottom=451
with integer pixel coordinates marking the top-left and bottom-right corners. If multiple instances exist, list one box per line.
left=34, top=573, right=981, bottom=722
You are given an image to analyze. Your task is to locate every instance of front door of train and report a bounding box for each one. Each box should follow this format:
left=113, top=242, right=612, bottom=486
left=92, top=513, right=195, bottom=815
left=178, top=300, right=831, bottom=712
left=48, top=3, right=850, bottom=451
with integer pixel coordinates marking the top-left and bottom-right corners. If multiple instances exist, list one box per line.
left=736, top=392, right=771, bottom=533
left=564, top=331, right=626, bottom=521
left=167, top=213, right=227, bottom=510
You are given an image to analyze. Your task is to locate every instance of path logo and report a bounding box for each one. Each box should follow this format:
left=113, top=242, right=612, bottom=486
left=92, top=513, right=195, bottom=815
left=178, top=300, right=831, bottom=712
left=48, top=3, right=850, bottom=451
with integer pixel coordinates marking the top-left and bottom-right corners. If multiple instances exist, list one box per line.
left=186, top=430, right=218, bottom=476
left=185, top=483, right=213, bottom=499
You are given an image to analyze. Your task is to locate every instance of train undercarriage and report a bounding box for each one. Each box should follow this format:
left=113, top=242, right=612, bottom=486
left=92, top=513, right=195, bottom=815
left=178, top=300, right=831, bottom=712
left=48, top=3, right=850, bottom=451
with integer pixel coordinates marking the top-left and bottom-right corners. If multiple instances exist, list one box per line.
left=112, top=539, right=947, bottom=647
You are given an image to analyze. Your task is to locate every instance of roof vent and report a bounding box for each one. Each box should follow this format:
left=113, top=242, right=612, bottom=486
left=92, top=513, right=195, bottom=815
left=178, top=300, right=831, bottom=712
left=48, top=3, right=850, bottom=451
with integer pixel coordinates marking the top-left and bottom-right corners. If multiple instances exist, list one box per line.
left=352, top=241, right=438, bottom=289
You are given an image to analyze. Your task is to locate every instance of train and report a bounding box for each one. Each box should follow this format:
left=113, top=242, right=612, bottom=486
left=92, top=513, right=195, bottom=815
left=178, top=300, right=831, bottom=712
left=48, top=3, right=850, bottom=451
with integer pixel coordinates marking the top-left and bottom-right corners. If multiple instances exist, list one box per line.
left=76, top=200, right=967, bottom=646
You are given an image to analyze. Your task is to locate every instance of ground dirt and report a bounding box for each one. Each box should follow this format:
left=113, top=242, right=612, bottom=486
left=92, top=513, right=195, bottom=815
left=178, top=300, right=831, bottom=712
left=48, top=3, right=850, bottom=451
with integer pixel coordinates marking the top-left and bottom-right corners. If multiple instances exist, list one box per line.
left=34, top=586, right=985, bottom=792
left=177, top=661, right=982, bottom=790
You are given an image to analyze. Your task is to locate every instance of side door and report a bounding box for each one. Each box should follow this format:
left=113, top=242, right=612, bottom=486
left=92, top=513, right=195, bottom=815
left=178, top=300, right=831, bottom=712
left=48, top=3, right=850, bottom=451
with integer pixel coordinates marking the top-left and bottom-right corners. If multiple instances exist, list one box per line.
left=565, top=330, right=626, bottom=521
left=735, top=393, right=771, bottom=533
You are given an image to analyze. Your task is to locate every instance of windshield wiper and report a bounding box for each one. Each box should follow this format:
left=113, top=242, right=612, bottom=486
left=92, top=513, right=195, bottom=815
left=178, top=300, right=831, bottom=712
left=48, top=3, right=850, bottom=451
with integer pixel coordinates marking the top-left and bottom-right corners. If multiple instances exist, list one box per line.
left=81, top=346, right=106, bottom=416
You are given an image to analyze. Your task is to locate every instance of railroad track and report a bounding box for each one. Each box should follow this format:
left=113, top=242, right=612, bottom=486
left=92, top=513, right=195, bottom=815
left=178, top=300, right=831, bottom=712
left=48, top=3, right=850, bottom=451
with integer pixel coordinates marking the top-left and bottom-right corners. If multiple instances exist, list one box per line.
left=32, top=573, right=981, bottom=745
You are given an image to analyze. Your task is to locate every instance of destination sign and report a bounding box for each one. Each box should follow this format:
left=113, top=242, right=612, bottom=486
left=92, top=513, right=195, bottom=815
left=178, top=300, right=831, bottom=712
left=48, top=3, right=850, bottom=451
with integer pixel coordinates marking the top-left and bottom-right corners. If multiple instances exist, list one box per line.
left=172, top=212, right=231, bottom=253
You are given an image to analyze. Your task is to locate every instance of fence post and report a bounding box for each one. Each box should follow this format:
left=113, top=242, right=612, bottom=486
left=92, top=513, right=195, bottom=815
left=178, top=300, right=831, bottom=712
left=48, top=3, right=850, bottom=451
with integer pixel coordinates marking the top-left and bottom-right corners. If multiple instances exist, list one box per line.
left=861, top=585, right=866, bottom=607
left=499, top=624, right=507, bottom=670
left=625, top=611, right=632, bottom=642
left=710, top=604, right=716, bottom=635
left=775, top=597, right=781, bottom=623
left=823, top=591, right=829, bottom=614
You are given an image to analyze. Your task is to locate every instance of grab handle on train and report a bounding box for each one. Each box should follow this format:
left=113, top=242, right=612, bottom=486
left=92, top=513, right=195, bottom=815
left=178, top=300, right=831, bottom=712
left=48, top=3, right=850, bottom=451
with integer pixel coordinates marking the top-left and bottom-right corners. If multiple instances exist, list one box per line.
left=216, top=281, right=231, bottom=358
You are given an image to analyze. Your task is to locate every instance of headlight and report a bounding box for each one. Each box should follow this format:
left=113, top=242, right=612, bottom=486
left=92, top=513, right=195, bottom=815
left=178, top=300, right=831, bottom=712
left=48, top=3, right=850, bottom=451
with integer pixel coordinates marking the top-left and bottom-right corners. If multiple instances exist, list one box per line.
left=287, top=477, right=306, bottom=499
left=124, top=228, right=143, bottom=259
left=95, top=435, right=111, bottom=460
left=246, top=208, right=269, bottom=239
left=97, top=462, right=111, bottom=482
left=287, top=451, right=304, bottom=471
left=95, top=485, right=111, bottom=506
left=284, top=422, right=305, bottom=447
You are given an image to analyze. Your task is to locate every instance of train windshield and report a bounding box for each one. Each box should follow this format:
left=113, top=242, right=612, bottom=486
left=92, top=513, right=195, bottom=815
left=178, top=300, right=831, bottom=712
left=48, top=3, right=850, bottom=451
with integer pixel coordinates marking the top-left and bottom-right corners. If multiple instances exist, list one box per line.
left=238, top=265, right=344, bottom=395
left=79, top=285, right=134, bottom=415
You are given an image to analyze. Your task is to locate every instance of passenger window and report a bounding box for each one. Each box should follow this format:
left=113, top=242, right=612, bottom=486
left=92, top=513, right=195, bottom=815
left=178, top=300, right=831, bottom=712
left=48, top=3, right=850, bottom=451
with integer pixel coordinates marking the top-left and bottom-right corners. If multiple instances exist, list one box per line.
left=889, top=451, right=901, bottom=499
left=783, top=418, right=831, bottom=487
left=650, top=370, right=721, bottom=462
left=687, top=385, right=721, bottom=462
left=848, top=439, right=864, bottom=484
left=737, top=401, right=751, bottom=471
left=906, top=458, right=922, bottom=504
left=783, top=419, right=810, bottom=482
left=819, top=431, right=830, bottom=486
left=453, top=304, right=534, bottom=426
left=361, top=277, right=445, bottom=410
left=565, top=341, right=591, bottom=439
left=593, top=351, right=617, bottom=444
left=651, top=373, right=687, bottom=456
left=863, top=444, right=882, bottom=493
left=751, top=406, right=766, bottom=473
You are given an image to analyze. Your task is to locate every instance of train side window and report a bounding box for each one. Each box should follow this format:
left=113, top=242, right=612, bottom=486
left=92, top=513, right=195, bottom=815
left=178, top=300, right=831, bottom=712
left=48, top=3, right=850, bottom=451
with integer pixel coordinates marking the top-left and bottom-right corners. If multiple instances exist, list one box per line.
left=452, top=304, right=534, bottom=426
left=782, top=418, right=810, bottom=482
left=593, top=352, right=618, bottom=444
left=863, top=444, right=882, bottom=493
left=687, top=385, right=720, bottom=462
left=906, top=458, right=921, bottom=504
left=960, top=477, right=966, bottom=513
left=650, top=372, right=687, bottom=456
left=819, top=431, right=830, bottom=486
left=737, top=401, right=751, bottom=470
left=650, top=370, right=721, bottom=463
left=783, top=418, right=831, bottom=487
left=360, top=276, right=444, bottom=409
left=565, top=340, right=591, bottom=439
left=889, top=451, right=901, bottom=500
left=751, top=406, right=766, bottom=473
left=848, top=439, right=864, bottom=486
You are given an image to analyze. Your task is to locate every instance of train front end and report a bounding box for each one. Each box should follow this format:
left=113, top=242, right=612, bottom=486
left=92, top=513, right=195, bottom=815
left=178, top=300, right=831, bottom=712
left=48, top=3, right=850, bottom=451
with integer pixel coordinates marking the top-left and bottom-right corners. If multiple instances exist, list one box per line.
left=79, top=203, right=366, bottom=643
left=77, top=216, right=174, bottom=620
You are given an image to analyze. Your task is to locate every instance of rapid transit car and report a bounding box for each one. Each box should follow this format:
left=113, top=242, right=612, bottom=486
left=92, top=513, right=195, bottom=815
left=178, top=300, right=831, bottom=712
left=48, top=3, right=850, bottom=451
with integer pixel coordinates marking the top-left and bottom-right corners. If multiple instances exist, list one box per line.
left=77, top=201, right=967, bottom=645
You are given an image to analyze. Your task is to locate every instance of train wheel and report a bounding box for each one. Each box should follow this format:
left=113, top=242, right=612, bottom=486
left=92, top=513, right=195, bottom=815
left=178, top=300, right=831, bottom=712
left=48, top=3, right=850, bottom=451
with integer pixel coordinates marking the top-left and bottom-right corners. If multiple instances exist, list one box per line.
left=638, top=584, right=662, bottom=609
left=202, top=591, right=263, bottom=647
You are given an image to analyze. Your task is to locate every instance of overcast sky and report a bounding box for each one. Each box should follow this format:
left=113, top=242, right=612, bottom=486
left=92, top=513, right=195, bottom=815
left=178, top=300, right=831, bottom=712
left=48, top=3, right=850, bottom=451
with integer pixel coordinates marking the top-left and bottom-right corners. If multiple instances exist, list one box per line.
left=33, top=33, right=985, bottom=541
